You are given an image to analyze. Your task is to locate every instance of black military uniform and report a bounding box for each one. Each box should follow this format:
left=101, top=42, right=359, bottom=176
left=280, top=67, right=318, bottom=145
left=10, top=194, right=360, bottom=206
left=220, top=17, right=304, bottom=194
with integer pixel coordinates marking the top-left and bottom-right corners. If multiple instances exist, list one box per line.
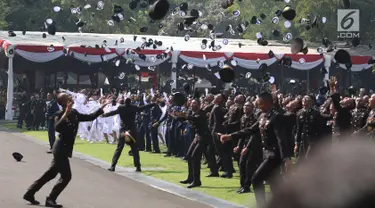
left=331, top=93, right=352, bottom=139
left=24, top=108, right=103, bottom=206
left=222, top=103, right=243, bottom=177
left=17, top=93, right=28, bottom=128
left=45, top=98, right=60, bottom=151
left=149, top=104, right=162, bottom=153
left=209, top=104, right=227, bottom=174
left=229, top=108, right=291, bottom=208
left=237, top=112, right=262, bottom=194
left=351, top=107, right=369, bottom=132
left=103, top=102, right=155, bottom=172
left=31, top=98, right=46, bottom=130
left=355, top=109, right=375, bottom=139
left=295, top=108, right=325, bottom=162
left=180, top=109, right=218, bottom=188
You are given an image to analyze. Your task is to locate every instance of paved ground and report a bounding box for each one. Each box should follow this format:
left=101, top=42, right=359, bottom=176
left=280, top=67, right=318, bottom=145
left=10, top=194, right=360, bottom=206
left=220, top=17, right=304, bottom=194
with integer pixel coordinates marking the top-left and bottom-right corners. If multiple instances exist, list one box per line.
left=0, top=130, right=212, bottom=208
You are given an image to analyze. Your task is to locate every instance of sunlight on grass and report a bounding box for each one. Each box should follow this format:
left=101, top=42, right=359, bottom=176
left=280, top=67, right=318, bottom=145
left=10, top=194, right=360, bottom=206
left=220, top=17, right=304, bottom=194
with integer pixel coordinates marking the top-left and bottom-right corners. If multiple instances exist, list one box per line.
left=2, top=123, right=255, bottom=207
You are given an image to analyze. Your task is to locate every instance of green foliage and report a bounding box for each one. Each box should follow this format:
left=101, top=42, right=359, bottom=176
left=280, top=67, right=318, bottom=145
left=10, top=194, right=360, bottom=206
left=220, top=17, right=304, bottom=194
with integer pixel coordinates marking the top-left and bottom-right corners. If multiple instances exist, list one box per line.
left=0, top=0, right=373, bottom=42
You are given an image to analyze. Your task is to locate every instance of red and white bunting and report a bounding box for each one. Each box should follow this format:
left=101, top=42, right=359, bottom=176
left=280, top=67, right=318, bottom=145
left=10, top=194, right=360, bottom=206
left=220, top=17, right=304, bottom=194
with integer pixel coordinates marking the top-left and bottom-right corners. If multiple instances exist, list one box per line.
left=122, top=49, right=170, bottom=67
left=179, top=51, right=230, bottom=68
left=68, top=46, right=120, bottom=63
left=338, top=56, right=374, bottom=72
left=12, top=45, right=64, bottom=63
left=287, top=54, right=324, bottom=70
left=232, top=53, right=279, bottom=70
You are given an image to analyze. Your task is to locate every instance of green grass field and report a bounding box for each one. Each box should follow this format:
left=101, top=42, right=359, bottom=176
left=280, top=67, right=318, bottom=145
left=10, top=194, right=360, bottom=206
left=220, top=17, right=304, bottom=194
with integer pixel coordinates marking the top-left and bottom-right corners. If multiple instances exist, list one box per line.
left=2, top=123, right=256, bottom=207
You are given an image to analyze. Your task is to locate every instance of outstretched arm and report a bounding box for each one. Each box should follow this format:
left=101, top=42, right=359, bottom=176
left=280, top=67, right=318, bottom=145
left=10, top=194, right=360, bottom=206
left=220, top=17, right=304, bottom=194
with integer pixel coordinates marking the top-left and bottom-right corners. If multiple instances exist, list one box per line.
left=137, top=103, right=156, bottom=112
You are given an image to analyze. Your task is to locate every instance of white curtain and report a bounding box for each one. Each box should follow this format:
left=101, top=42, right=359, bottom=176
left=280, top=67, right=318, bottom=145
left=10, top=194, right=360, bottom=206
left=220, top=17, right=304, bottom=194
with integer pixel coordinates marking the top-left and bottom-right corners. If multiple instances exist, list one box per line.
left=15, top=49, right=64, bottom=63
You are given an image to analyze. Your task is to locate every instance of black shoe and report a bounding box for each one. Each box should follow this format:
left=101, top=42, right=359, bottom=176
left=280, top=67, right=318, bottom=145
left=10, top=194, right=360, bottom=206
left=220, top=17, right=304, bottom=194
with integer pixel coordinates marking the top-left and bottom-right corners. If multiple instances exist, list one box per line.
left=238, top=187, right=251, bottom=194
left=206, top=172, right=219, bottom=177
left=236, top=187, right=244, bottom=193
left=23, top=193, right=40, bottom=205
left=152, top=150, right=161, bottom=153
left=164, top=154, right=171, bottom=157
left=108, top=167, right=115, bottom=172
left=45, top=197, right=62, bottom=208
left=135, top=167, right=142, bottom=172
left=180, top=179, right=193, bottom=184
left=46, top=150, right=52, bottom=154
left=128, top=151, right=133, bottom=156
left=187, top=182, right=202, bottom=188
left=220, top=172, right=233, bottom=178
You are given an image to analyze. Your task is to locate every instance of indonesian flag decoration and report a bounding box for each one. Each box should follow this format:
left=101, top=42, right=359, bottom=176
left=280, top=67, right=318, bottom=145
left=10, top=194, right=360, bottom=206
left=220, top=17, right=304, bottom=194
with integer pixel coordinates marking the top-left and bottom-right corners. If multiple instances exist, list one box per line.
left=287, top=54, right=324, bottom=70
left=68, top=46, right=119, bottom=63
left=13, top=44, right=65, bottom=63
left=232, top=53, right=279, bottom=70
left=179, top=51, right=231, bottom=68
left=339, top=56, right=375, bottom=72
left=122, top=49, right=170, bottom=67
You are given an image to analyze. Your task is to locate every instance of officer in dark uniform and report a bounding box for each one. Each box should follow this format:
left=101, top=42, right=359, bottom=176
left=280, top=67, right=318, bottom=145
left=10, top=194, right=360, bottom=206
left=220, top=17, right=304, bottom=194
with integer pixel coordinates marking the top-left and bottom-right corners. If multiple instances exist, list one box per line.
left=219, top=92, right=292, bottom=208
left=23, top=93, right=107, bottom=207
left=351, top=97, right=369, bottom=132
left=25, top=96, right=35, bottom=130
left=222, top=94, right=244, bottom=178
left=178, top=99, right=218, bottom=188
left=45, top=92, right=60, bottom=153
left=149, top=95, right=162, bottom=153
left=31, top=94, right=46, bottom=130
left=138, top=95, right=151, bottom=151
left=17, top=91, right=28, bottom=128
left=104, top=98, right=155, bottom=172
left=354, top=94, right=375, bottom=139
left=164, top=100, right=175, bottom=157
left=329, top=77, right=353, bottom=139
left=235, top=101, right=262, bottom=194
left=294, top=95, right=325, bottom=163
left=209, top=94, right=227, bottom=177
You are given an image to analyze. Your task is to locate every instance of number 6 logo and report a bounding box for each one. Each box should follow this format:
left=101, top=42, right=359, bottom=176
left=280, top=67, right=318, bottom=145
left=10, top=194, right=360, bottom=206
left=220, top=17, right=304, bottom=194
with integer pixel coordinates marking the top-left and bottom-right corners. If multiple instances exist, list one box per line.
left=341, top=11, right=355, bottom=30
left=337, top=9, right=360, bottom=31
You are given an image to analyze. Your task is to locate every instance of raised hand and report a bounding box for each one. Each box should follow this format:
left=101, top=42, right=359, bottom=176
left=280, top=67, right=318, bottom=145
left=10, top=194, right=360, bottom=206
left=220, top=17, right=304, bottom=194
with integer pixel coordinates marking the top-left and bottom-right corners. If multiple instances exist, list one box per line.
left=65, top=101, right=73, bottom=114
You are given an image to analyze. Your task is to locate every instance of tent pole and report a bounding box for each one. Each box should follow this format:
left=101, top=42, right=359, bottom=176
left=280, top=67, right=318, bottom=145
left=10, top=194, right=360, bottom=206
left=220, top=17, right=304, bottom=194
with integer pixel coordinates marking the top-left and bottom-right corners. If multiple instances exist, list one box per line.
left=5, top=57, right=14, bottom=120
left=170, top=51, right=178, bottom=93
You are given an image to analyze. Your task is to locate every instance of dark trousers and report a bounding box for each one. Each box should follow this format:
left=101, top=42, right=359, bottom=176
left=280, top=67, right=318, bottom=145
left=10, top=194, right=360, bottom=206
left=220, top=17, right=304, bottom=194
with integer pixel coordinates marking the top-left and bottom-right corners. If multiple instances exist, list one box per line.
left=139, top=123, right=150, bottom=150
left=110, top=131, right=141, bottom=169
left=136, top=124, right=145, bottom=150
left=41, top=115, right=46, bottom=128
left=213, top=134, right=234, bottom=174
left=239, top=151, right=262, bottom=189
left=47, top=119, right=56, bottom=150
left=150, top=127, right=160, bottom=152
left=33, top=112, right=43, bottom=130
left=17, top=108, right=26, bottom=127
left=26, top=155, right=71, bottom=200
left=186, top=137, right=218, bottom=183
left=252, top=157, right=282, bottom=208
left=166, top=126, right=175, bottom=154
left=25, top=113, right=33, bottom=128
